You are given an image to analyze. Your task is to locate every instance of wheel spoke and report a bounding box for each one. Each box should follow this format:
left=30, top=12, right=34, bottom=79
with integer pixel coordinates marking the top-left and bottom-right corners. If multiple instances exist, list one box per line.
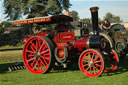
left=94, top=60, right=101, bottom=64
left=41, top=56, right=50, bottom=61
left=26, top=50, right=35, bottom=54
left=37, top=62, right=40, bottom=70
left=85, top=66, right=90, bottom=71
left=36, top=40, right=39, bottom=50
left=93, top=66, right=96, bottom=74
left=40, top=59, right=46, bottom=67
left=88, top=52, right=92, bottom=59
left=42, top=45, right=48, bottom=51
left=41, top=57, right=48, bottom=65
left=28, top=54, right=34, bottom=58
left=90, top=67, right=92, bottom=73
left=39, top=41, right=45, bottom=52
left=94, top=56, right=99, bottom=62
left=43, top=53, right=50, bottom=57
left=95, top=64, right=101, bottom=68
left=30, top=45, right=35, bottom=52
left=93, top=65, right=99, bottom=72
left=30, top=41, right=36, bottom=51
left=83, top=64, right=88, bottom=67
left=31, top=60, right=36, bottom=67
left=32, top=61, right=38, bottom=70
left=91, top=53, right=95, bottom=61
left=40, top=49, right=49, bottom=54
left=40, top=62, right=42, bottom=70
left=85, top=56, right=90, bottom=62
left=27, top=57, right=35, bottom=62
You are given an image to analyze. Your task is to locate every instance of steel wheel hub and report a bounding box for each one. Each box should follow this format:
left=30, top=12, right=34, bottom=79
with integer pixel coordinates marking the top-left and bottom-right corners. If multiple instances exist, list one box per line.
left=88, top=61, right=93, bottom=66
left=34, top=51, right=41, bottom=60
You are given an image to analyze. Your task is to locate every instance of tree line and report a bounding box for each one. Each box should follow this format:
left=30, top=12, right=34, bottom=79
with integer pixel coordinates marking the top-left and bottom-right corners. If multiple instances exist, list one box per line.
left=80, top=12, right=122, bottom=23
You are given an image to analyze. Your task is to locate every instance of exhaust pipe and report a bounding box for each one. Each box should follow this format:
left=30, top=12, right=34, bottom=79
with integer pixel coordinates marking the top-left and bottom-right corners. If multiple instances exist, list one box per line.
left=90, top=7, right=99, bottom=35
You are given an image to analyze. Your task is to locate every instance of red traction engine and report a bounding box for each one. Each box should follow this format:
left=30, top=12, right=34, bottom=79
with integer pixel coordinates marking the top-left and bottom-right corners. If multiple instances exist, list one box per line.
left=13, top=7, right=119, bottom=77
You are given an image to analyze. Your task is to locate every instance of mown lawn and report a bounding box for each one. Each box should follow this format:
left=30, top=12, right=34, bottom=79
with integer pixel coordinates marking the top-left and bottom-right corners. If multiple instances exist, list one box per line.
left=0, top=49, right=128, bottom=85
left=0, top=50, right=23, bottom=62
left=0, top=65, right=128, bottom=85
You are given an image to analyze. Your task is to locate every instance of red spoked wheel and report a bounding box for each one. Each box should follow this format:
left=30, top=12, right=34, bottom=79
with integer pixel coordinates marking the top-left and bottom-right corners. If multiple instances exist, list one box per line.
left=23, top=36, right=55, bottom=74
left=104, top=49, right=119, bottom=72
left=79, top=49, right=104, bottom=77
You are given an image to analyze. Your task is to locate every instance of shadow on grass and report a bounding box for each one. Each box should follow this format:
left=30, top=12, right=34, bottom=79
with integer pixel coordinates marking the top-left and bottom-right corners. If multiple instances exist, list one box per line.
left=1, top=56, right=128, bottom=77
left=0, top=62, right=14, bottom=73
left=52, top=55, right=128, bottom=76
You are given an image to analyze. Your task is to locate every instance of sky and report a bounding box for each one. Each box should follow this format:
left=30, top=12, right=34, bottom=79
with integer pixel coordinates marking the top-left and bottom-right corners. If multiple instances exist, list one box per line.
left=0, top=0, right=128, bottom=22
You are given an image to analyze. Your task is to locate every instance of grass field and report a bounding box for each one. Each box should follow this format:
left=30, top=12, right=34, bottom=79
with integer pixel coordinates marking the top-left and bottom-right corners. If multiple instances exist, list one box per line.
left=0, top=50, right=23, bottom=62
left=1, top=50, right=128, bottom=85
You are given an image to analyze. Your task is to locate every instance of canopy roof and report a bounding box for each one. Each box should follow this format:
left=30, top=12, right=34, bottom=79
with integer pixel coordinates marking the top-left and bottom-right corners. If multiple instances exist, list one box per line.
left=13, top=15, right=73, bottom=25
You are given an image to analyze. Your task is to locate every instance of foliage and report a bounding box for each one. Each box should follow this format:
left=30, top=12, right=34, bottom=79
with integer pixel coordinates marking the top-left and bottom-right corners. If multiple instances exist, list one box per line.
left=3, top=0, right=71, bottom=20
left=0, top=24, right=31, bottom=46
left=80, top=12, right=122, bottom=24
left=0, top=21, right=12, bottom=34
left=70, top=10, right=79, bottom=21
left=70, top=10, right=79, bottom=28
left=103, top=12, right=122, bottom=23
left=80, top=18, right=91, bottom=23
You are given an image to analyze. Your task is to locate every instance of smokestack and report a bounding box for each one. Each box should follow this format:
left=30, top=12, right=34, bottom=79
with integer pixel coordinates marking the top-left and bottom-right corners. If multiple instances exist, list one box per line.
left=90, top=7, right=99, bottom=34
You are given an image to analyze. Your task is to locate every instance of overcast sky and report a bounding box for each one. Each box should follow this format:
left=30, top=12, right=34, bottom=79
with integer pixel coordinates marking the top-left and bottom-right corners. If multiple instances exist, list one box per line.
left=0, top=0, right=128, bottom=22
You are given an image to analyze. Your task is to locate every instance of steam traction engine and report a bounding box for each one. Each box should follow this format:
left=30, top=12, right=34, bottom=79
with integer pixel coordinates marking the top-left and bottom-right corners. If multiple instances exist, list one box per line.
left=13, top=7, right=119, bottom=77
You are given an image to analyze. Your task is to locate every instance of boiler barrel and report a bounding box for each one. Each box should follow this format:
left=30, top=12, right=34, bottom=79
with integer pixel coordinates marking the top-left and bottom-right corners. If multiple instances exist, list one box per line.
left=74, top=35, right=106, bottom=51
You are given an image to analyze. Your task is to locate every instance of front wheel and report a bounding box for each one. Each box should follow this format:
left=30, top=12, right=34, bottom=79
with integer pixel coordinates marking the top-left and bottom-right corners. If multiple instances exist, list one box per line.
left=79, top=49, right=105, bottom=77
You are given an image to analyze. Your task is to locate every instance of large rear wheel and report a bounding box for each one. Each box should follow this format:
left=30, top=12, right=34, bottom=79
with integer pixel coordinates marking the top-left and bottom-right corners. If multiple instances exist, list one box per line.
left=79, top=49, right=105, bottom=77
left=23, top=36, right=55, bottom=74
left=104, top=49, right=119, bottom=72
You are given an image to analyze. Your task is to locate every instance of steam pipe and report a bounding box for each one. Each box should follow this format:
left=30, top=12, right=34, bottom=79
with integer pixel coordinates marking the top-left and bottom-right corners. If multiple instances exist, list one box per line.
left=90, top=7, right=99, bottom=35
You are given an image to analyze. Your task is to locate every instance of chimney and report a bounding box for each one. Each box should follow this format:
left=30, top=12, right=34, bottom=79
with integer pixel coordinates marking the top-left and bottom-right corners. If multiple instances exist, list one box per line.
left=90, top=7, right=99, bottom=34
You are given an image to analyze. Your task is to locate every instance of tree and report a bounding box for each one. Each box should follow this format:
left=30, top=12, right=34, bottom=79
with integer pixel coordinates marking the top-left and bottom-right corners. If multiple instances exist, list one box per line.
left=3, top=0, right=71, bottom=20
left=112, top=16, right=121, bottom=23
left=80, top=18, right=91, bottom=23
left=103, top=12, right=122, bottom=23
left=103, top=12, right=113, bottom=22
left=70, top=10, right=79, bottom=21
left=0, top=21, right=12, bottom=34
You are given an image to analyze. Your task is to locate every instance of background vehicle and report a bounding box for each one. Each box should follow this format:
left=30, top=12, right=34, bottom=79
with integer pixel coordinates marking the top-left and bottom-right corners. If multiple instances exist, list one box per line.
left=99, top=24, right=128, bottom=58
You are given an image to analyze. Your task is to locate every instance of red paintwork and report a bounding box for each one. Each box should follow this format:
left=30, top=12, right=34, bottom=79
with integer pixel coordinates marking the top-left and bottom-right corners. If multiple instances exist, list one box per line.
left=22, top=35, right=33, bottom=44
left=56, top=46, right=65, bottom=58
left=37, top=31, right=48, bottom=37
left=74, top=37, right=89, bottom=51
left=59, top=32, right=75, bottom=42
left=13, top=17, right=51, bottom=25
left=53, top=32, right=74, bottom=46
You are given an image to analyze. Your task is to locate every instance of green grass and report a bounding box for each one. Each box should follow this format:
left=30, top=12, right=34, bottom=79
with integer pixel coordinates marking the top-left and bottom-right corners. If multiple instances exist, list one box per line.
left=0, top=45, right=24, bottom=50
left=0, top=50, right=23, bottom=63
left=0, top=49, right=128, bottom=85
left=0, top=65, right=128, bottom=85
